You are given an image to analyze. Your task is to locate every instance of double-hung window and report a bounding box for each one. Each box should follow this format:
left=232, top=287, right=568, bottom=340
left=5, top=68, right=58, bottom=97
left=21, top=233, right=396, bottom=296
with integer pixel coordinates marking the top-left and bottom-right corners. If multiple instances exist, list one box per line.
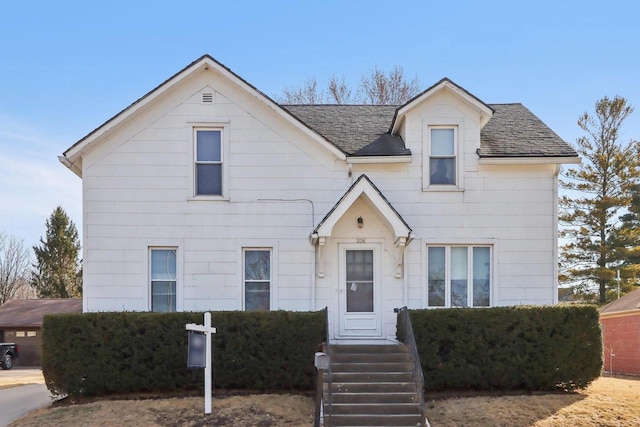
left=243, top=249, right=271, bottom=311
left=429, top=127, right=456, bottom=186
left=150, top=248, right=177, bottom=312
left=427, top=245, right=491, bottom=308
left=195, top=129, right=223, bottom=196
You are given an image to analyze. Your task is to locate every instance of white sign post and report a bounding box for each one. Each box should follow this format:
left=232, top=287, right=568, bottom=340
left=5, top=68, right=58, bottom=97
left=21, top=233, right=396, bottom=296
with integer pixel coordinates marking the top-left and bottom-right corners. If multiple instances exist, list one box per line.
left=186, top=312, right=216, bottom=414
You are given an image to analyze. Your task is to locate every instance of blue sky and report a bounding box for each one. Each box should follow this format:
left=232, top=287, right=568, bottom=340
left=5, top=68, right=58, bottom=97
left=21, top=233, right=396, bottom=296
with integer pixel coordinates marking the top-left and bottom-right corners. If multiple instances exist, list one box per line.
left=1, top=0, right=639, bottom=248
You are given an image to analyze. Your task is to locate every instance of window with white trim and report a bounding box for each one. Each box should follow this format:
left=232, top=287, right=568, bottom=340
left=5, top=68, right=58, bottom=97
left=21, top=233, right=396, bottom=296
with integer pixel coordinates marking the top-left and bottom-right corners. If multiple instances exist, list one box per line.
left=195, top=129, right=223, bottom=196
left=427, top=245, right=491, bottom=307
left=243, top=249, right=271, bottom=311
left=428, top=127, right=457, bottom=186
left=150, top=248, right=177, bottom=312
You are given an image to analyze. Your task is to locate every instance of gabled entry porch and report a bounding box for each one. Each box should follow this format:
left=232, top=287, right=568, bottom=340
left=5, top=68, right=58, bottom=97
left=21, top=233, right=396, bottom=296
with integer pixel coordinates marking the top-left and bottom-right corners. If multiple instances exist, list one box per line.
left=311, top=175, right=413, bottom=342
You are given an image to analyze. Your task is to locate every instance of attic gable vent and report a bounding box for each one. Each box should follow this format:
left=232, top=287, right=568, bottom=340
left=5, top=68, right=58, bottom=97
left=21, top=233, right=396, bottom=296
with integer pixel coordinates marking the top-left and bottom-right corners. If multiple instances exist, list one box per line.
left=202, top=92, right=213, bottom=103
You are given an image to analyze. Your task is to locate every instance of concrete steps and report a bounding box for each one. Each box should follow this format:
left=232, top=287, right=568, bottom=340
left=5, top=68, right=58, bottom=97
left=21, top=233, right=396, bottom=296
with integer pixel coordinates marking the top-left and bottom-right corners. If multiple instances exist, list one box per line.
left=324, top=344, right=424, bottom=427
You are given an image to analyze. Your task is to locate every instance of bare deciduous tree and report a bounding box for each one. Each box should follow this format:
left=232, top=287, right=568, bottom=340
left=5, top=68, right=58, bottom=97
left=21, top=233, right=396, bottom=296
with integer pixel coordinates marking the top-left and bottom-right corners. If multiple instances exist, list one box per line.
left=327, top=75, right=353, bottom=104
left=280, top=77, right=325, bottom=104
left=277, top=66, right=421, bottom=105
left=0, top=231, right=32, bottom=304
left=357, top=66, right=421, bottom=105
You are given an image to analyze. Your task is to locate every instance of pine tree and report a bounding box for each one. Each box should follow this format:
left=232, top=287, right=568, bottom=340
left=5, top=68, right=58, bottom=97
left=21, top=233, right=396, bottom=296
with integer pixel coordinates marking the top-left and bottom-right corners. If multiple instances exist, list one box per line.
left=559, top=96, right=640, bottom=303
left=31, top=206, right=82, bottom=298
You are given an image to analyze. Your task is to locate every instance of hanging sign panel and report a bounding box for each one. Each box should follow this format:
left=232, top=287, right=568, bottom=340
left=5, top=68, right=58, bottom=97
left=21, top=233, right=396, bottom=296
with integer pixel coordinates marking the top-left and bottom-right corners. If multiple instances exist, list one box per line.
left=187, top=331, right=206, bottom=368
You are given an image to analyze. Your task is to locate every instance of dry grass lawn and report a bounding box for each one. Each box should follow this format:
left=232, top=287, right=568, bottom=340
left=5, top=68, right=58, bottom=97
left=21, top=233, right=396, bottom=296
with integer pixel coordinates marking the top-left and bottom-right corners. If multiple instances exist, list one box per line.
left=9, top=376, right=640, bottom=426
left=426, top=376, right=640, bottom=426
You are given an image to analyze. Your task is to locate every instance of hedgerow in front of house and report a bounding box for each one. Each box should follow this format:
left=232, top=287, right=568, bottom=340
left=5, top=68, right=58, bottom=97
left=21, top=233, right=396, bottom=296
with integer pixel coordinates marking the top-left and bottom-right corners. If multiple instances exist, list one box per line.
left=398, top=305, right=602, bottom=391
left=41, top=310, right=326, bottom=397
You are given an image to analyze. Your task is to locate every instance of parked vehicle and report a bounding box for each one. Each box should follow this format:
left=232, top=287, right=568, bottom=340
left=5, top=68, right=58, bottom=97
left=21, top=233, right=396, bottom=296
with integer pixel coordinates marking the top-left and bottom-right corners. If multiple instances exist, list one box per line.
left=1, top=343, right=18, bottom=370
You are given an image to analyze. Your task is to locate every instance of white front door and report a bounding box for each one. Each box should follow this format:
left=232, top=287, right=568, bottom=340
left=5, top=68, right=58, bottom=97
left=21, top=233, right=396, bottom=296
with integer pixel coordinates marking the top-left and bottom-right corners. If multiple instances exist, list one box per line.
left=338, top=243, right=382, bottom=338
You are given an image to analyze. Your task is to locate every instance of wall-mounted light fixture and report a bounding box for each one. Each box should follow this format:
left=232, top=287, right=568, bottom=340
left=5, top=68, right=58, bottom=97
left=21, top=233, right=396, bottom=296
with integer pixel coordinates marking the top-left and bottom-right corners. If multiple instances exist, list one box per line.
left=357, top=216, right=364, bottom=228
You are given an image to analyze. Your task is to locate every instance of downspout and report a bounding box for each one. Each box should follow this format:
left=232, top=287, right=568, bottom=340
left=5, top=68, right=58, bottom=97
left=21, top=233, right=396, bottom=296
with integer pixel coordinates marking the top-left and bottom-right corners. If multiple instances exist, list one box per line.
left=403, top=242, right=408, bottom=307
left=311, top=244, right=316, bottom=310
left=553, top=164, right=560, bottom=305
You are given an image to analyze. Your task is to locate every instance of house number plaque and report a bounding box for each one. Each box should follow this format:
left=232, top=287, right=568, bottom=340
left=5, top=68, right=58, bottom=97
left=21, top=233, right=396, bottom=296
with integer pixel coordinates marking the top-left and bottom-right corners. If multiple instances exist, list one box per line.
left=356, top=238, right=366, bottom=243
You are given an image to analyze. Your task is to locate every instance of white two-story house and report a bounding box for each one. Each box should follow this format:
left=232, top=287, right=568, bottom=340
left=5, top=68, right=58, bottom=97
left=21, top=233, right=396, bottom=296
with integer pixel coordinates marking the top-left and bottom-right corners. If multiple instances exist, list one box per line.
left=60, top=54, right=578, bottom=342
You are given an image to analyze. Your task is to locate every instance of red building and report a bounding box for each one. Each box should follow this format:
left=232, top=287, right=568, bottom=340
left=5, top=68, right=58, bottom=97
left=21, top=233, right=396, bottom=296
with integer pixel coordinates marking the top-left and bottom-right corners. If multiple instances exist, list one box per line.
left=600, top=289, right=640, bottom=376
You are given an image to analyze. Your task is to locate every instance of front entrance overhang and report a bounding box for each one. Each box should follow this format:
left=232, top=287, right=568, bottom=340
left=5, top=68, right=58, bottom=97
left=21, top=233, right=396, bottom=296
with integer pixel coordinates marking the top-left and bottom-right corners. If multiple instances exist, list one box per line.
left=310, top=174, right=413, bottom=247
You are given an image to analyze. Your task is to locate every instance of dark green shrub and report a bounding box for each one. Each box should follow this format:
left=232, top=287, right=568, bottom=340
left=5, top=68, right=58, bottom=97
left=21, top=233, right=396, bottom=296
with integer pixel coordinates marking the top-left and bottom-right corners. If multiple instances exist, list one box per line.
left=398, top=305, right=602, bottom=391
left=42, top=310, right=326, bottom=397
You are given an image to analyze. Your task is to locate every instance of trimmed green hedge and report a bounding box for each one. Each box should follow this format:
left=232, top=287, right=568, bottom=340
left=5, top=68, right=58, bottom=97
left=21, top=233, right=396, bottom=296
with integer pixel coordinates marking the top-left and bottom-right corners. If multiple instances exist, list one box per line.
left=42, top=310, right=326, bottom=397
left=398, top=305, right=602, bottom=391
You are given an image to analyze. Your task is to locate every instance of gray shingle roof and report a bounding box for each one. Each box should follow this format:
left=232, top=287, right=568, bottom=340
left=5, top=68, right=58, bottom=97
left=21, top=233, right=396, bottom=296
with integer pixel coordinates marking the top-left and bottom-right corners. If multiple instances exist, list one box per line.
left=479, top=104, right=577, bottom=158
left=283, top=105, right=407, bottom=155
left=284, top=103, right=577, bottom=158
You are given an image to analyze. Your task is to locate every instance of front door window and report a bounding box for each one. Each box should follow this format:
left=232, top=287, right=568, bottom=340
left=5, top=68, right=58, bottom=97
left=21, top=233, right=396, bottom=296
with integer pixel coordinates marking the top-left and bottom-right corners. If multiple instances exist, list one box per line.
left=346, top=250, right=374, bottom=312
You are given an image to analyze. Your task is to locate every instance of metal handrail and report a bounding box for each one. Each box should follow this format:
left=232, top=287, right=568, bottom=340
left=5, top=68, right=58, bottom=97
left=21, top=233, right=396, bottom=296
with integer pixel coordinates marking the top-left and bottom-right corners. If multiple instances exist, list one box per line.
left=398, top=307, right=426, bottom=423
left=324, top=307, right=333, bottom=425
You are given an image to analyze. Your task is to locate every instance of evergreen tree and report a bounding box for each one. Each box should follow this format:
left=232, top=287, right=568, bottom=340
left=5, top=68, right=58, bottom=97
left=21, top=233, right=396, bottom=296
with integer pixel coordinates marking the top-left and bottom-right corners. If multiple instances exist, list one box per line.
left=609, top=185, right=640, bottom=286
left=559, top=96, right=640, bottom=303
left=31, top=206, right=82, bottom=298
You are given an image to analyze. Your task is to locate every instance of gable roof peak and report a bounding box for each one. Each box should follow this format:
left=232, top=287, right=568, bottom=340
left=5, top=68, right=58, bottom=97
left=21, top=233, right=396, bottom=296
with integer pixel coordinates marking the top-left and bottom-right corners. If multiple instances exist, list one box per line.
left=391, top=77, right=494, bottom=134
left=60, top=54, right=346, bottom=177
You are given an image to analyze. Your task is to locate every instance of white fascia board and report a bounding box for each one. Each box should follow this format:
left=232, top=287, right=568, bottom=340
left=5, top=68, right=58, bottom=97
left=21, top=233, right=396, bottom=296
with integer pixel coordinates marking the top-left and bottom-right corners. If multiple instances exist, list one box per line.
left=478, top=156, right=581, bottom=165
left=315, top=179, right=411, bottom=240
left=58, top=155, right=82, bottom=177
left=346, top=156, right=412, bottom=164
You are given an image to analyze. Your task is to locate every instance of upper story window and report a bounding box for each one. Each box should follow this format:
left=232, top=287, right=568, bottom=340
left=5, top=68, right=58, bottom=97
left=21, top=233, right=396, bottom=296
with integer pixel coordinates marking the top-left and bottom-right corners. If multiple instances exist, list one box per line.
left=195, top=129, right=223, bottom=196
left=427, top=245, right=491, bottom=308
left=150, top=248, right=177, bottom=312
left=429, top=127, right=457, bottom=186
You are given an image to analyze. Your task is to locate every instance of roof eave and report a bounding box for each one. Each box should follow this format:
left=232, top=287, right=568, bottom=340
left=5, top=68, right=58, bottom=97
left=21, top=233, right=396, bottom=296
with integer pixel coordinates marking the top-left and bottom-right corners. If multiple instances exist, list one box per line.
left=478, top=155, right=581, bottom=165
left=346, top=155, right=412, bottom=164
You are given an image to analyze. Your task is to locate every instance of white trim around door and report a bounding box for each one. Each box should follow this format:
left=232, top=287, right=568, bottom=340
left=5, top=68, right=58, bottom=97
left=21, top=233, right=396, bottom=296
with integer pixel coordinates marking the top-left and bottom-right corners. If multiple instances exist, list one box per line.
left=338, top=243, right=382, bottom=338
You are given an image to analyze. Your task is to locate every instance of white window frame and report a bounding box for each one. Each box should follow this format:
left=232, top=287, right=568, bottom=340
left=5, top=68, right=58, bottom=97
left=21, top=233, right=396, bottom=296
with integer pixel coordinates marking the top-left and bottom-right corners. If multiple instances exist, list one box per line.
left=422, top=119, right=464, bottom=191
left=149, top=247, right=180, bottom=312
left=188, top=122, right=230, bottom=200
left=425, top=244, right=492, bottom=308
left=242, top=247, right=273, bottom=311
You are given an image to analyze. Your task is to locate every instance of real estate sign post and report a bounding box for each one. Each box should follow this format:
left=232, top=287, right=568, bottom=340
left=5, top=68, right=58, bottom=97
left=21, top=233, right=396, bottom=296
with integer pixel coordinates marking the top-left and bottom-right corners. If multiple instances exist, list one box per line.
left=186, top=312, right=216, bottom=414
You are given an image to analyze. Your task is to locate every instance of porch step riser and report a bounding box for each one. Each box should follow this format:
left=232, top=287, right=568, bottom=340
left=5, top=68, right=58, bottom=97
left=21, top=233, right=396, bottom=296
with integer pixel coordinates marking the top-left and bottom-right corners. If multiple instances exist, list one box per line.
left=332, top=353, right=411, bottom=363
left=330, top=392, right=418, bottom=404
left=331, top=345, right=408, bottom=354
left=327, top=414, right=423, bottom=426
left=332, top=362, right=413, bottom=372
left=329, top=403, right=421, bottom=415
left=331, top=382, right=417, bottom=393
left=328, top=372, right=414, bottom=382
